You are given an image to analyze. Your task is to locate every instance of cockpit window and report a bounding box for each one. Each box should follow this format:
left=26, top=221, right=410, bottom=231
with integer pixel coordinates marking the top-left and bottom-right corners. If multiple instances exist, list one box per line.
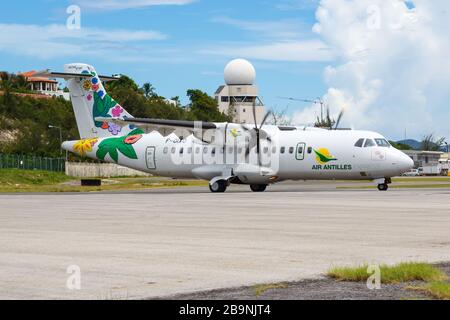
left=364, top=139, right=376, bottom=147
left=354, top=138, right=365, bottom=148
left=375, top=139, right=390, bottom=147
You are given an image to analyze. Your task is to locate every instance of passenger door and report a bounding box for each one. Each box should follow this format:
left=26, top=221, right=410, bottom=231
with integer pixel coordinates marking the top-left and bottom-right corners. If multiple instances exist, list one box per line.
left=146, top=146, right=156, bottom=170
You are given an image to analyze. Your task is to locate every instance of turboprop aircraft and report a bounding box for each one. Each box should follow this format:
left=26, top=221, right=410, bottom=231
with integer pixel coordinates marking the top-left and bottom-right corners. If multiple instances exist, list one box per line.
left=36, top=63, right=413, bottom=193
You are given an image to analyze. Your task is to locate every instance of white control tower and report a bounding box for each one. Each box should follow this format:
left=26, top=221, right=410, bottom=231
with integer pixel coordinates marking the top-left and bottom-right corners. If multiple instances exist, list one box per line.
left=215, top=59, right=265, bottom=124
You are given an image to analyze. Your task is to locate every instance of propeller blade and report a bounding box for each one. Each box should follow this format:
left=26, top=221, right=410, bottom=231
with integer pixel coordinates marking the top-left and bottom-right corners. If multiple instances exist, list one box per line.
left=259, top=110, right=273, bottom=129
left=334, top=110, right=345, bottom=130
left=252, top=99, right=258, bottom=128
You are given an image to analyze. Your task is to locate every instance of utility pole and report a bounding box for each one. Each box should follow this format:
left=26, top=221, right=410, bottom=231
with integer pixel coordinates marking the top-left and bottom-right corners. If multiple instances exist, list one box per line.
left=48, top=125, right=63, bottom=156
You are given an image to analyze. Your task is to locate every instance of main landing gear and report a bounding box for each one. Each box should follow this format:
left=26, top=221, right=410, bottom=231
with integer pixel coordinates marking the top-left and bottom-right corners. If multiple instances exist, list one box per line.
left=377, top=178, right=391, bottom=191
left=209, top=180, right=228, bottom=193
left=209, top=181, right=269, bottom=193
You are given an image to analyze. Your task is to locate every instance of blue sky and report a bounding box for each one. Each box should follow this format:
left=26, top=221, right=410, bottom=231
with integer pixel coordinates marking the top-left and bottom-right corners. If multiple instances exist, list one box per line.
left=0, top=0, right=327, bottom=114
left=1, top=0, right=450, bottom=141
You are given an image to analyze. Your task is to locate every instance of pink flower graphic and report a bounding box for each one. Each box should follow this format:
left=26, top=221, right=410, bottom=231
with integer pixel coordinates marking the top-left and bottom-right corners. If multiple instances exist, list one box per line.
left=87, top=93, right=93, bottom=101
left=112, top=105, right=124, bottom=118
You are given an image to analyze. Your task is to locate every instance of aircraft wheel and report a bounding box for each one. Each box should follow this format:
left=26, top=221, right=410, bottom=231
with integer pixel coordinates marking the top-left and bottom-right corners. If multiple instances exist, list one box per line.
left=209, top=180, right=227, bottom=193
left=377, top=183, right=389, bottom=191
left=250, top=184, right=268, bottom=192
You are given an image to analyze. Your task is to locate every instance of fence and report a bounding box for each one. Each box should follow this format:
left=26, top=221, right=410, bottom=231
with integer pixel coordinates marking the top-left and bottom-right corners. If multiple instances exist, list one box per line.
left=0, top=154, right=66, bottom=172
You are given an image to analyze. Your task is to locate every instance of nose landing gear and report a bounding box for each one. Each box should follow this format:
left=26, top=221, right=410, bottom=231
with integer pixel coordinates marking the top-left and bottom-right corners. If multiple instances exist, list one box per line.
left=250, top=184, right=268, bottom=192
left=377, top=183, right=389, bottom=191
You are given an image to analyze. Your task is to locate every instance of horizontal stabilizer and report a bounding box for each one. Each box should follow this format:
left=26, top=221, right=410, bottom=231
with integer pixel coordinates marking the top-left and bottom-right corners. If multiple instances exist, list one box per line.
left=33, top=70, right=120, bottom=83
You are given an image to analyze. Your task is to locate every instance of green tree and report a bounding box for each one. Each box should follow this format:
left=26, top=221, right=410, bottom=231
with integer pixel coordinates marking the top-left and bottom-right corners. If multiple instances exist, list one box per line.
left=186, top=89, right=231, bottom=122
left=389, top=141, right=412, bottom=150
left=0, top=72, right=14, bottom=109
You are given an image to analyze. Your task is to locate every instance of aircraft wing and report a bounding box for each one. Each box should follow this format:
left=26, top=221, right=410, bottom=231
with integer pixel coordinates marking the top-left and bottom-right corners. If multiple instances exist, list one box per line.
left=95, top=117, right=218, bottom=139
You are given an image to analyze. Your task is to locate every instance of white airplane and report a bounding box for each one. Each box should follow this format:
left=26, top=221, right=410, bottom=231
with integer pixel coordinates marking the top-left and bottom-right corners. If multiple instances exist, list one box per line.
left=38, top=63, right=413, bottom=193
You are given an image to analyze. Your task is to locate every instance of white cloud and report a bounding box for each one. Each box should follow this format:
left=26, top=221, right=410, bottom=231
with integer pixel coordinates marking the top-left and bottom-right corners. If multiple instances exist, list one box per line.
left=0, top=24, right=167, bottom=60
left=200, top=40, right=335, bottom=62
left=72, top=0, right=195, bottom=10
left=292, top=0, right=450, bottom=140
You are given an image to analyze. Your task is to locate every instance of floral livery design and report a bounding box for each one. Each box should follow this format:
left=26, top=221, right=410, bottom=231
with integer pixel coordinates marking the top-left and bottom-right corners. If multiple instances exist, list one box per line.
left=80, top=70, right=125, bottom=136
left=73, top=138, right=99, bottom=157
left=96, top=129, right=144, bottom=163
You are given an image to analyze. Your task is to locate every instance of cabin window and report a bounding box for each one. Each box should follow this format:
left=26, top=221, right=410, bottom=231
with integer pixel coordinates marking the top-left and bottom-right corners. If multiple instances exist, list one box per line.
left=211, top=148, right=216, bottom=155
left=171, top=147, right=176, bottom=154
left=228, top=147, right=233, bottom=154
left=289, top=147, right=294, bottom=154
left=375, top=139, right=390, bottom=147
left=272, top=146, right=277, bottom=154
left=364, top=139, right=376, bottom=147
left=187, top=147, right=192, bottom=154
left=238, top=147, right=243, bottom=154
left=355, top=138, right=365, bottom=148
left=203, top=147, right=208, bottom=154
left=280, top=147, right=286, bottom=154
left=263, top=147, right=269, bottom=154
left=179, top=148, right=184, bottom=154
left=307, top=147, right=312, bottom=154
left=163, top=147, right=168, bottom=154
left=195, top=147, right=200, bottom=154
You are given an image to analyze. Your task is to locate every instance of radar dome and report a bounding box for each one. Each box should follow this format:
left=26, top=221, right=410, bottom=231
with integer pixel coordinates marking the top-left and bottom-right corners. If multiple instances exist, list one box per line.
left=224, top=59, right=256, bottom=85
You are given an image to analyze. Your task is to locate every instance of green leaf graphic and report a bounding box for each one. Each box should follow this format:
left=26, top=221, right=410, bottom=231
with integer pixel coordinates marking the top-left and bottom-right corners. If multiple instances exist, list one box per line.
left=93, top=91, right=117, bottom=127
left=96, top=130, right=143, bottom=163
left=314, top=150, right=337, bottom=163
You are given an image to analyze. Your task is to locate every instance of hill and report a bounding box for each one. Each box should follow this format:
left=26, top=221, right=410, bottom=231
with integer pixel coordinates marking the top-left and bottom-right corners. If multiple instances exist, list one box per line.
left=397, top=139, right=421, bottom=150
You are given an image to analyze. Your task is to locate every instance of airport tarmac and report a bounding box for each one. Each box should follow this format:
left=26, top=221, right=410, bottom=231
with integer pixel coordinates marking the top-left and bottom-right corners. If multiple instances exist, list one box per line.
left=0, top=182, right=450, bottom=299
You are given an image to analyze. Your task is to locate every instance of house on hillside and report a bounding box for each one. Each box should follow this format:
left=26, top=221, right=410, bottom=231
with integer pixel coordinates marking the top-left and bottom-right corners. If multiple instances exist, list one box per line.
left=19, top=71, right=70, bottom=101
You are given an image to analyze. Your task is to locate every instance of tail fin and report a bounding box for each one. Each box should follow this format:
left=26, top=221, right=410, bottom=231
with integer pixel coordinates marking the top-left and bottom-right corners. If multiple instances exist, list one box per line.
left=64, top=63, right=134, bottom=139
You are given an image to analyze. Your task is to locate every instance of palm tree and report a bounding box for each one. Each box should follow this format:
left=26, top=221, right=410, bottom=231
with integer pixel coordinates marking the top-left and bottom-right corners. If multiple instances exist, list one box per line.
left=141, top=83, right=156, bottom=98
left=314, top=107, right=336, bottom=129
left=421, top=134, right=446, bottom=151
left=12, top=74, right=29, bottom=91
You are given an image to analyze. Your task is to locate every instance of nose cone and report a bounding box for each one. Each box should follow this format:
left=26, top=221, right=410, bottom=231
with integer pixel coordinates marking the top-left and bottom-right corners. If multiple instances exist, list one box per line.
left=398, top=151, right=414, bottom=172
